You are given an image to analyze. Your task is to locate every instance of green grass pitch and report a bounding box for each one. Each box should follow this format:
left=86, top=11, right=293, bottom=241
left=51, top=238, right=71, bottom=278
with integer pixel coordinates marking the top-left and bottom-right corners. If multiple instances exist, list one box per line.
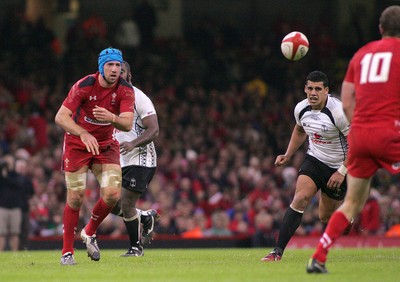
left=0, top=248, right=399, bottom=282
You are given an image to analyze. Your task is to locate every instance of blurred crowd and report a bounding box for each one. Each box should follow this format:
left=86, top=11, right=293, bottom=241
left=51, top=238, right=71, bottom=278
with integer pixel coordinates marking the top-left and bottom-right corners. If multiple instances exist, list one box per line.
left=0, top=7, right=399, bottom=250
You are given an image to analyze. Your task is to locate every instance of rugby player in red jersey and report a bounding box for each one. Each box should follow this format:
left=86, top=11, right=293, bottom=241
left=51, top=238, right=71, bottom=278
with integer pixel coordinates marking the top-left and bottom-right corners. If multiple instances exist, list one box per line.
left=307, top=6, right=400, bottom=273
left=55, top=47, right=135, bottom=265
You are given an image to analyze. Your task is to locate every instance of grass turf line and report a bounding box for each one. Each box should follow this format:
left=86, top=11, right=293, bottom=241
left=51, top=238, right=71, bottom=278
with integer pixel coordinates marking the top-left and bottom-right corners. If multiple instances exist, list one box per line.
left=0, top=248, right=399, bottom=282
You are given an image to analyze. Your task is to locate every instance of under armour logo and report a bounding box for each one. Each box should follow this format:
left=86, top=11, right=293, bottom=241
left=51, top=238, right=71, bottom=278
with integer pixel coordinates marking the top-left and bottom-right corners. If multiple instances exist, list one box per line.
left=130, top=178, right=136, bottom=187
left=89, top=96, right=97, bottom=101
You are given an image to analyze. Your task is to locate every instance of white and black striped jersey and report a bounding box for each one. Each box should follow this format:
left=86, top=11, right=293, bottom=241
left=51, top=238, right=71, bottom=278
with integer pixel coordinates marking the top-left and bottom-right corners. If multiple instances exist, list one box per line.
left=294, top=95, right=350, bottom=168
left=114, top=86, right=157, bottom=168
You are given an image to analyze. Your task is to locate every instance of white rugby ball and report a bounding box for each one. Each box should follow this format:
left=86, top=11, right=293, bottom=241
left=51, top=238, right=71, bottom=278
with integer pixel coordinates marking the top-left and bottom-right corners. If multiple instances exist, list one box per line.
left=281, top=31, right=309, bottom=61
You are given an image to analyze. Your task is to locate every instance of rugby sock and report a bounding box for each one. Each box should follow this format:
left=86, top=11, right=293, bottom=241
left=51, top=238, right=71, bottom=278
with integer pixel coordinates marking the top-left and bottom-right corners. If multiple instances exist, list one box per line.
left=276, top=207, right=303, bottom=254
left=85, top=198, right=113, bottom=236
left=62, top=204, right=80, bottom=255
left=312, top=211, right=349, bottom=263
left=110, top=201, right=123, bottom=217
left=124, top=213, right=140, bottom=247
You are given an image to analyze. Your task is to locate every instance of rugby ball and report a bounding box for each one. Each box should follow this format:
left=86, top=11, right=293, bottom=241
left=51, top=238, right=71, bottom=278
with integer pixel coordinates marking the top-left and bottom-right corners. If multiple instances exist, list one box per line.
left=281, top=31, right=309, bottom=61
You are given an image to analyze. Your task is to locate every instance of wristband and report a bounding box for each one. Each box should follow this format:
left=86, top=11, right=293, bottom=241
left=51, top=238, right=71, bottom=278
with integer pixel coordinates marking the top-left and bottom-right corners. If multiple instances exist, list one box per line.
left=337, top=164, right=347, bottom=176
left=112, top=114, right=116, bottom=123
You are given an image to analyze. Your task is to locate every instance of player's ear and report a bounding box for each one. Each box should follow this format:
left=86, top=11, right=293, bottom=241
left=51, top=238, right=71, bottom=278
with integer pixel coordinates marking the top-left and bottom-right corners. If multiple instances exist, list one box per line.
left=128, top=72, right=132, bottom=83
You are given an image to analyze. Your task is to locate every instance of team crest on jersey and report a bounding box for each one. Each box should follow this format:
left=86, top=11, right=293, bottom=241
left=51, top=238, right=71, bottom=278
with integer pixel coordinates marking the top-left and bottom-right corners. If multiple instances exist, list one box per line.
left=111, top=93, right=117, bottom=105
left=130, top=178, right=136, bottom=187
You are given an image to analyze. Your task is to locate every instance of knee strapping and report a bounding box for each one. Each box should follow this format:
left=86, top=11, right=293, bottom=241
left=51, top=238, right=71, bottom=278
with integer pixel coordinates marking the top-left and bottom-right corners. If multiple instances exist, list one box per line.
left=65, top=173, right=87, bottom=191
left=96, top=169, right=122, bottom=188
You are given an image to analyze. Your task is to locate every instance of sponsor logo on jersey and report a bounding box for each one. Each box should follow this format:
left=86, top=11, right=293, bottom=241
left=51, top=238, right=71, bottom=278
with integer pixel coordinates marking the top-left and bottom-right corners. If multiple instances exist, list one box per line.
left=84, top=116, right=111, bottom=126
left=313, top=132, right=322, bottom=139
left=311, top=132, right=332, bottom=144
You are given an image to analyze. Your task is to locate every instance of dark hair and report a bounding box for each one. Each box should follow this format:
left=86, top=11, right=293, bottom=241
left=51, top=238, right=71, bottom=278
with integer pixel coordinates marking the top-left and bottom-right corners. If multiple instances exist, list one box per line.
left=380, top=5, right=400, bottom=37
left=305, top=71, right=329, bottom=87
left=123, top=60, right=131, bottom=73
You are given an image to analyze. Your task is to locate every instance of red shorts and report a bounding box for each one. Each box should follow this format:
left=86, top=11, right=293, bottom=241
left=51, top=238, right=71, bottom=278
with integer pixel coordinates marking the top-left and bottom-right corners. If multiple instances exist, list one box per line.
left=61, top=138, right=120, bottom=172
left=347, top=127, right=400, bottom=178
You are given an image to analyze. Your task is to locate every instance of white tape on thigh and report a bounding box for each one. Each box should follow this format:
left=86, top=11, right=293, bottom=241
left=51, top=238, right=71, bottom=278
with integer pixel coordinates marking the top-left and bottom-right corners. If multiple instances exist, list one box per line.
left=65, top=173, right=87, bottom=191
left=96, top=169, right=122, bottom=188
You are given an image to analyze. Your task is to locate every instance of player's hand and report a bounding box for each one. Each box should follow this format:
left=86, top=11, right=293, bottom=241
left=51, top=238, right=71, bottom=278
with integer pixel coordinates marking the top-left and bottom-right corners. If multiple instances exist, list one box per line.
left=327, top=171, right=345, bottom=189
left=119, top=141, right=135, bottom=155
left=275, top=155, right=289, bottom=166
left=93, top=105, right=114, bottom=123
left=79, top=131, right=100, bottom=155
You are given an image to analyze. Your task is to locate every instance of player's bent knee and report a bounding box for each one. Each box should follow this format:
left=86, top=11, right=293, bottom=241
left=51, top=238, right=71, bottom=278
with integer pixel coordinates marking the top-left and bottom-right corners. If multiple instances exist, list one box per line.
left=65, top=172, right=87, bottom=191
left=102, top=187, right=121, bottom=206
left=97, top=169, right=122, bottom=189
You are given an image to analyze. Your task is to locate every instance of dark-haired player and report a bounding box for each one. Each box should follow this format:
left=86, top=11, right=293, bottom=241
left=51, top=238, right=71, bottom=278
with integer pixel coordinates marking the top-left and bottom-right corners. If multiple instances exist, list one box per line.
left=307, top=6, right=400, bottom=274
left=262, top=70, right=350, bottom=262
left=111, top=61, right=160, bottom=257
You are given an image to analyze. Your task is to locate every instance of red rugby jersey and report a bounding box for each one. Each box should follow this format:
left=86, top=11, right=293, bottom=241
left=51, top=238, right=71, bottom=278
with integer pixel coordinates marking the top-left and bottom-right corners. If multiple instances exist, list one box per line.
left=344, top=37, right=400, bottom=128
left=62, top=72, right=135, bottom=147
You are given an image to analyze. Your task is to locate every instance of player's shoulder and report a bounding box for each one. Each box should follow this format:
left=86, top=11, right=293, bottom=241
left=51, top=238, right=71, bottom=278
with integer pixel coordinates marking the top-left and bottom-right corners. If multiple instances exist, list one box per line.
left=132, top=86, right=147, bottom=98
left=326, top=95, right=342, bottom=109
left=326, top=95, right=347, bottom=120
left=133, top=86, right=156, bottom=111
left=115, top=78, right=135, bottom=96
left=294, top=98, right=310, bottom=119
left=294, top=98, right=309, bottom=112
left=119, top=77, right=133, bottom=89
left=76, top=74, right=97, bottom=88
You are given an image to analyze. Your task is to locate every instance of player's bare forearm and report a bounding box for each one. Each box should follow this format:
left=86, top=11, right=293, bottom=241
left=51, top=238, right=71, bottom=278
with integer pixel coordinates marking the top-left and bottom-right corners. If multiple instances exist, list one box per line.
left=92, top=106, right=133, bottom=131
left=119, top=115, right=159, bottom=155
left=112, top=112, right=134, bottom=131
left=285, top=124, right=307, bottom=158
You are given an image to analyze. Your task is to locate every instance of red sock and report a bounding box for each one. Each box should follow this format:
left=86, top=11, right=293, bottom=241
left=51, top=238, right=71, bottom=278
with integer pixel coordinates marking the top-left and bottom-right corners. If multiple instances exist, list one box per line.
left=62, top=204, right=80, bottom=255
left=312, top=211, right=349, bottom=263
left=85, top=198, right=113, bottom=236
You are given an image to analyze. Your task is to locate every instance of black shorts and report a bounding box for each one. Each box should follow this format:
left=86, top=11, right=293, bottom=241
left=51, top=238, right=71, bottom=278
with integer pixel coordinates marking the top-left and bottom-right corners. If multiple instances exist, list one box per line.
left=121, top=165, right=156, bottom=194
left=298, top=154, right=347, bottom=201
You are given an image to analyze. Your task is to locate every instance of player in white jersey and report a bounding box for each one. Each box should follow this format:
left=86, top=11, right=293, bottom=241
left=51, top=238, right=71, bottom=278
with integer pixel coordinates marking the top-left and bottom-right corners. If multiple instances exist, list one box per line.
left=111, top=61, right=159, bottom=257
left=262, top=71, right=351, bottom=262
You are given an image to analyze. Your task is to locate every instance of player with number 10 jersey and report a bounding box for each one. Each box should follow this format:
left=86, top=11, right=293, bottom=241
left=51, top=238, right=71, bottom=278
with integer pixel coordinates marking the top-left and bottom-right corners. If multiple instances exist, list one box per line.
left=343, top=33, right=400, bottom=177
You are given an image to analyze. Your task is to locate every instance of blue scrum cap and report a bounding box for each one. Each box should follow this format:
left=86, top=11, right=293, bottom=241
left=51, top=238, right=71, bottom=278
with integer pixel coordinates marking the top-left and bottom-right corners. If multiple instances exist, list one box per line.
left=98, top=47, right=123, bottom=77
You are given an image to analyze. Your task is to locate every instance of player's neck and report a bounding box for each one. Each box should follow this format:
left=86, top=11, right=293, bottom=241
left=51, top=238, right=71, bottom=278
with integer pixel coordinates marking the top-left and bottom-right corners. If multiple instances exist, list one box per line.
left=98, top=75, right=117, bottom=88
